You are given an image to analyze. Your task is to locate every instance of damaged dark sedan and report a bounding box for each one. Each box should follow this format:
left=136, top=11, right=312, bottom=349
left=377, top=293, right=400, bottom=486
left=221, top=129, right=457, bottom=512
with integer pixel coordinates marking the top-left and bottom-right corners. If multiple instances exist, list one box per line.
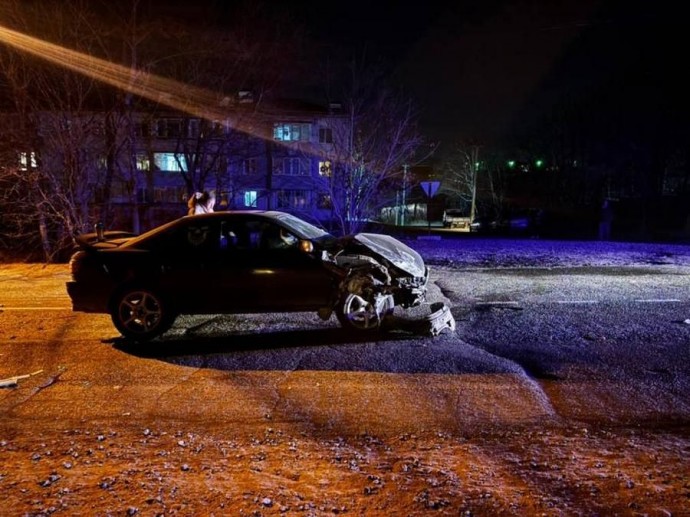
left=66, top=211, right=432, bottom=341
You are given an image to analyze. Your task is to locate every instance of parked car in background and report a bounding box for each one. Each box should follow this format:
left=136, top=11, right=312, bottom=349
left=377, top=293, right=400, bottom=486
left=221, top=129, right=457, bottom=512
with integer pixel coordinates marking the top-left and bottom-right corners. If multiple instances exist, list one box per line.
left=442, top=209, right=471, bottom=230
left=489, top=209, right=541, bottom=236
left=508, top=213, right=532, bottom=233
left=469, top=216, right=497, bottom=234
left=66, top=211, right=429, bottom=341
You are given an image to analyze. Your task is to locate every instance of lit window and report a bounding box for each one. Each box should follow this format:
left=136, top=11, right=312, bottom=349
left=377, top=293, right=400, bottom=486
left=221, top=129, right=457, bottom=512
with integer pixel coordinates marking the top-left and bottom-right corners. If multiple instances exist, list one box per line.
left=154, top=152, right=187, bottom=172
left=319, top=160, right=332, bottom=177
left=136, top=153, right=150, bottom=171
left=19, top=151, right=37, bottom=170
left=244, top=190, right=258, bottom=207
left=273, top=123, right=312, bottom=142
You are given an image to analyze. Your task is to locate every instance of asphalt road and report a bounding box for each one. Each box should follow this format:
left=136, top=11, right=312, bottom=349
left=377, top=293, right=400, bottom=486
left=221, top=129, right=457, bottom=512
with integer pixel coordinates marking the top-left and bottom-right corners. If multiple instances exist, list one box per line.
left=1, top=263, right=689, bottom=436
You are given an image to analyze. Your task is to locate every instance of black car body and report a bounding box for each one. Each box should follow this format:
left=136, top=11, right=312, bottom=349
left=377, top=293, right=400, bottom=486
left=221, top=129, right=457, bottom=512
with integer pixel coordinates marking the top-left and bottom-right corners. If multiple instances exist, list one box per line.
left=67, top=211, right=429, bottom=341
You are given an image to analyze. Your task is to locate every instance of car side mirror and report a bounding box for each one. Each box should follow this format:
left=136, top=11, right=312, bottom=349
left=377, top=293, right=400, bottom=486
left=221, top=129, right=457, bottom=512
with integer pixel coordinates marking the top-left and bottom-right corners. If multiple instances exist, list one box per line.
left=299, top=240, right=314, bottom=253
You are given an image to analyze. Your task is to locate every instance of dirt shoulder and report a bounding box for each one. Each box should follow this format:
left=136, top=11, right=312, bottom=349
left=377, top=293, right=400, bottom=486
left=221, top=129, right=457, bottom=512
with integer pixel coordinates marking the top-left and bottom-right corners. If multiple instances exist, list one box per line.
left=2, top=419, right=689, bottom=516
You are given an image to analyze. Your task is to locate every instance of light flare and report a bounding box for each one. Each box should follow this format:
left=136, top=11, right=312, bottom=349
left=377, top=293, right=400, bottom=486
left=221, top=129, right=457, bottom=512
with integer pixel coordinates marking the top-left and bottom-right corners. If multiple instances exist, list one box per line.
left=0, top=24, right=261, bottom=138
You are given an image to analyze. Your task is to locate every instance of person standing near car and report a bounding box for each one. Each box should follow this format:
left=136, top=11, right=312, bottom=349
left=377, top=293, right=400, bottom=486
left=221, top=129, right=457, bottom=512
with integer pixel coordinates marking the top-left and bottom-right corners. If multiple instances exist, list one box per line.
left=187, top=190, right=215, bottom=215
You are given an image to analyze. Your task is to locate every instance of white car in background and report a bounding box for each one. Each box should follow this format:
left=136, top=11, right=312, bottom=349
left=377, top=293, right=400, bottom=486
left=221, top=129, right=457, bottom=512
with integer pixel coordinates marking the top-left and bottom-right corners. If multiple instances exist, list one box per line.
left=442, top=209, right=471, bottom=230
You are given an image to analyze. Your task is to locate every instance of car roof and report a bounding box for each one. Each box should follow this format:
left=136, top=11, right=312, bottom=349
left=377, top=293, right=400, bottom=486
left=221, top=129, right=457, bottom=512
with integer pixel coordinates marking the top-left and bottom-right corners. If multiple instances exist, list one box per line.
left=183, top=210, right=283, bottom=219
left=124, top=210, right=330, bottom=248
left=123, top=210, right=284, bottom=247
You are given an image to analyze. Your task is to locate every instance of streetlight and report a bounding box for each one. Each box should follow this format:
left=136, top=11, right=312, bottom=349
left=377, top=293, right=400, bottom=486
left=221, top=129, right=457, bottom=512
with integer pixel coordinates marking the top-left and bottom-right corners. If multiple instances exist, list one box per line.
left=401, top=164, right=409, bottom=226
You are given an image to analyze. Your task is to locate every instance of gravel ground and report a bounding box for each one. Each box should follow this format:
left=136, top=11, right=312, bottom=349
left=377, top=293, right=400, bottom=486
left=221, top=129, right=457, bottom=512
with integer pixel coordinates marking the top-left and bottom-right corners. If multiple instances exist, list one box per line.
left=2, top=421, right=689, bottom=516
left=409, top=236, right=690, bottom=269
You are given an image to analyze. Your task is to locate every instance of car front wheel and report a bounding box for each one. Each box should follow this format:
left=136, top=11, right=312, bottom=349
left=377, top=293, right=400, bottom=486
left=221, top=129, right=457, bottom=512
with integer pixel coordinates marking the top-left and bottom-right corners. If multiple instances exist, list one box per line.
left=336, top=292, right=393, bottom=331
left=110, top=287, right=175, bottom=341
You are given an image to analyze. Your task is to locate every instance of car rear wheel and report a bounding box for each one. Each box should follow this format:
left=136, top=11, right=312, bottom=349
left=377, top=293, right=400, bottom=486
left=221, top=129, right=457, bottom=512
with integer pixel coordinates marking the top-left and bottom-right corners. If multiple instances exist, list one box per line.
left=110, top=287, right=175, bottom=341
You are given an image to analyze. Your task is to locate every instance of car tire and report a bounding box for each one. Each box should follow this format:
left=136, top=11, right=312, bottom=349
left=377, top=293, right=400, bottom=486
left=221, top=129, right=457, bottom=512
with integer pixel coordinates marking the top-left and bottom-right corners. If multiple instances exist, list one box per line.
left=336, top=292, right=394, bottom=331
left=110, top=286, right=175, bottom=341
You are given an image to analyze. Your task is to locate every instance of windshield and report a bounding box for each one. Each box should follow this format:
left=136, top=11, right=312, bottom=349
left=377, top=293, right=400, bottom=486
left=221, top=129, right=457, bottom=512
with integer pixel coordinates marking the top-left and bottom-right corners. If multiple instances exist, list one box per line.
left=274, top=212, right=332, bottom=240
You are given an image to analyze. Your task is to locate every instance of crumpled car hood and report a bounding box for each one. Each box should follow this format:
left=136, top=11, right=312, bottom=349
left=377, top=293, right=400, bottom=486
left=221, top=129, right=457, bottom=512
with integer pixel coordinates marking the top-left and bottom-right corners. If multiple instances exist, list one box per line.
left=351, top=233, right=427, bottom=278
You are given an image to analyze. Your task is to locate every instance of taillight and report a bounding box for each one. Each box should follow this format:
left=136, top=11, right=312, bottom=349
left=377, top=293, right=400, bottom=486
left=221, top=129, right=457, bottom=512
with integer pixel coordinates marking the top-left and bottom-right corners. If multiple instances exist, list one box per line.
left=69, top=251, right=86, bottom=281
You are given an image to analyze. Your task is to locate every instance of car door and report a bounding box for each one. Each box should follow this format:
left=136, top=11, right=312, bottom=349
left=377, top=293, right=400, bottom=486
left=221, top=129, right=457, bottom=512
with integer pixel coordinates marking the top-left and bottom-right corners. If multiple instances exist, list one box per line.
left=151, top=219, right=232, bottom=313
left=221, top=217, right=334, bottom=312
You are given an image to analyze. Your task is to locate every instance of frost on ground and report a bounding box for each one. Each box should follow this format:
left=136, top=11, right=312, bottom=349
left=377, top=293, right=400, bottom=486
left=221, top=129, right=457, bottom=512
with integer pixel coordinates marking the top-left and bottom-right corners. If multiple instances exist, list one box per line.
left=408, top=236, right=690, bottom=269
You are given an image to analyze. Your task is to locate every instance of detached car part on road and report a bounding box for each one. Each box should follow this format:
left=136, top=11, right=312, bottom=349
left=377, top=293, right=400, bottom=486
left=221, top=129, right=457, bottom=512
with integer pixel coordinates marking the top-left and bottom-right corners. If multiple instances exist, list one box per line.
left=67, top=211, right=439, bottom=342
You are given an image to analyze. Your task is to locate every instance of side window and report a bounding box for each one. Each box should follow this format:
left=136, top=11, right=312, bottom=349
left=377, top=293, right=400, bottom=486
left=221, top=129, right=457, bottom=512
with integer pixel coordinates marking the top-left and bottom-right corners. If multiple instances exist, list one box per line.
left=220, top=219, right=262, bottom=250
left=173, top=222, right=220, bottom=255
left=219, top=221, right=236, bottom=250
left=259, top=222, right=298, bottom=250
left=185, top=225, right=213, bottom=249
left=144, top=221, right=223, bottom=257
left=216, top=218, right=298, bottom=252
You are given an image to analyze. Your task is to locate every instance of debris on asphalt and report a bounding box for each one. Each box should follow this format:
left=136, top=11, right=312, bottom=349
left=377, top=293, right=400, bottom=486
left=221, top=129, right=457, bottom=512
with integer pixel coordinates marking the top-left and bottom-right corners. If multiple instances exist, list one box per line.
left=0, top=369, right=43, bottom=389
left=426, top=302, right=456, bottom=336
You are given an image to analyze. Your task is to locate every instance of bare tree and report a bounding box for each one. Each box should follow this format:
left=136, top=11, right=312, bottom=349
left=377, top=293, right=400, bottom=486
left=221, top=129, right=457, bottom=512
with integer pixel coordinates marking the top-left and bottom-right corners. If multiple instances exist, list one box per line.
left=317, top=59, right=425, bottom=235
left=484, top=160, right=507, bottom=220
left=0, top=0, right=112, bottom=260
left=438, top=142, right=478, bottom=219
left=438, top=141, right=508, bottom=221
left=1, top=0, right=307, bottom=250
left=133, top=1, right=307, bottom=195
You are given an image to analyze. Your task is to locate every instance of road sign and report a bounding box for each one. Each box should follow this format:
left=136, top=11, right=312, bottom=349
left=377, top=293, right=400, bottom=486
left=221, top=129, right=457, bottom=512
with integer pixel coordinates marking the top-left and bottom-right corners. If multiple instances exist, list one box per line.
left=420, top=181, right=440, bottom=198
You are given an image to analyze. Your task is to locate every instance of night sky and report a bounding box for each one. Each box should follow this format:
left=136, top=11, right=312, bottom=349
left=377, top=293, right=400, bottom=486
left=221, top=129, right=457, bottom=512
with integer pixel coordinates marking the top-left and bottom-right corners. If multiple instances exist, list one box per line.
left=121, top=0, right=690, bottom=146
left=280, top=0, right=688, bottom=145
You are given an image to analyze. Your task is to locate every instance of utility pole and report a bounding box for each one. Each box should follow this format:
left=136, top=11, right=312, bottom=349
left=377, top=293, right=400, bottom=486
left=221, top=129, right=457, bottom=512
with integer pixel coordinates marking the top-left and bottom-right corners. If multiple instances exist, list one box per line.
left=401, top=163, right=409, bottom=226
left=469, top=145, right=479, bottom=223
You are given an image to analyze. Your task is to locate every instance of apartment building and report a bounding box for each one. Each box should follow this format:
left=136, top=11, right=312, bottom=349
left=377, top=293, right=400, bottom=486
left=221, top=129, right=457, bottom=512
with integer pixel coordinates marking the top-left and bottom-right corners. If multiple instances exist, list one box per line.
left=1, top=95, right=349, bottom=234
left=110, top=97, right=348, bottom=229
